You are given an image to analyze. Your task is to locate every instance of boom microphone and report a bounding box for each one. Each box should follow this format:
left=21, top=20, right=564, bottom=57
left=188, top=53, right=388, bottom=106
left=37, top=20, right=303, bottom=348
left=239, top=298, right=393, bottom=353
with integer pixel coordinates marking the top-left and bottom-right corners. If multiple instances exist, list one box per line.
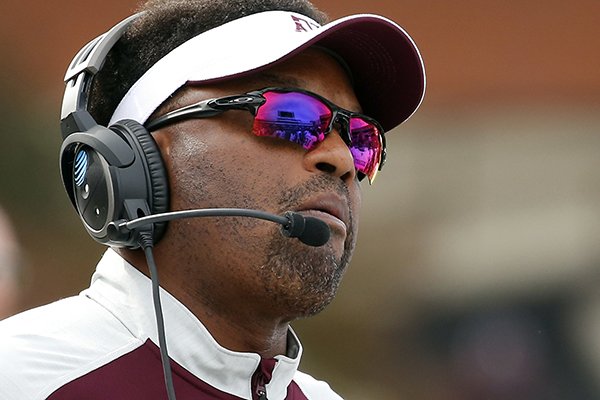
left=108, top=208, right=331, bottom=247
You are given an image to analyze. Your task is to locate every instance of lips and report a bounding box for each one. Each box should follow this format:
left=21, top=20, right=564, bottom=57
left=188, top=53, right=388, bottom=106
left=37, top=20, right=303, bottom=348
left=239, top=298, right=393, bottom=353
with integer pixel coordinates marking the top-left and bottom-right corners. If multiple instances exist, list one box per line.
left=295, top=194, right=350, bottom=235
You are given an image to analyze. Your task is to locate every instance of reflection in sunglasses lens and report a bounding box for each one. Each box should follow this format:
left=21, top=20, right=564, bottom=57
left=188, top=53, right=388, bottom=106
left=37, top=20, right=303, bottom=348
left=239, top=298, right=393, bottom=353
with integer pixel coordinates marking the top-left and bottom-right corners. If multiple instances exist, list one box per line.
left=252, top=90, right=381, bottom=181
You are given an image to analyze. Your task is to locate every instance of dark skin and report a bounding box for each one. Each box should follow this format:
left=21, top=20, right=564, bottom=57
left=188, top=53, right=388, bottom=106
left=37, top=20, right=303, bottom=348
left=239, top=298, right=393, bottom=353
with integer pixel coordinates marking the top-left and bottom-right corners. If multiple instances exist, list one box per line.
left=119, top=48, right=362, bottom=358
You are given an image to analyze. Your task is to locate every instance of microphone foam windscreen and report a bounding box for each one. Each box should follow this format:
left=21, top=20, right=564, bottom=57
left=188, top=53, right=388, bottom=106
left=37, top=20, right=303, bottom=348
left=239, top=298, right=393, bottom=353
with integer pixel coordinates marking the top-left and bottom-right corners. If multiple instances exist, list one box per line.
left=299, top=217, right=330, bottom=247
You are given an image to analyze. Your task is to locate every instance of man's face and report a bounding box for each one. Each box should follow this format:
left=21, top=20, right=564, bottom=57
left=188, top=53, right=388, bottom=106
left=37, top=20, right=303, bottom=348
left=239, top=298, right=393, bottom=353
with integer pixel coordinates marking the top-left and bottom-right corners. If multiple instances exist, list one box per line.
left=152, top=48, right=363, bottom=321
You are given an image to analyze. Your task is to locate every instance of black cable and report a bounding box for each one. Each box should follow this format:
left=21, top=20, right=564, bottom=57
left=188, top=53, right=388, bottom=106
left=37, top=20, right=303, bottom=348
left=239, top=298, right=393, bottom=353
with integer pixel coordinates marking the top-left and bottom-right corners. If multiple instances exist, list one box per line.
left=140, top=233, right=178, bottom=400
left=123, top=208, right=288, bottom=231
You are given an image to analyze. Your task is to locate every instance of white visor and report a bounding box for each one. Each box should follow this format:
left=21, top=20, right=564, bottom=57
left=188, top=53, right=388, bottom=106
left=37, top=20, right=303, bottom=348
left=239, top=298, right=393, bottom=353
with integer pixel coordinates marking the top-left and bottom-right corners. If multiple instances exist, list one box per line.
left=109, top=10, right=426, bottom=132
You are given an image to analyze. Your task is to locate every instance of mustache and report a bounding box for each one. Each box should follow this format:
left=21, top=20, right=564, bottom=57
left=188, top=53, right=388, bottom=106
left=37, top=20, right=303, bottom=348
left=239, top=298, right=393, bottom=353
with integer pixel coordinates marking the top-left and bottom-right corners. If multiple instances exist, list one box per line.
left=276, top=174, right=352, bottom=213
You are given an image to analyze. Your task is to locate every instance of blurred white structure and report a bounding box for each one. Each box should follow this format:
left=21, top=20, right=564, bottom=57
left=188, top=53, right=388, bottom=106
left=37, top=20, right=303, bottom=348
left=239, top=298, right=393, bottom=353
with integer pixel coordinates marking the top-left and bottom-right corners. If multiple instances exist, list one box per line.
left=0, top=208, right=20, bottom=320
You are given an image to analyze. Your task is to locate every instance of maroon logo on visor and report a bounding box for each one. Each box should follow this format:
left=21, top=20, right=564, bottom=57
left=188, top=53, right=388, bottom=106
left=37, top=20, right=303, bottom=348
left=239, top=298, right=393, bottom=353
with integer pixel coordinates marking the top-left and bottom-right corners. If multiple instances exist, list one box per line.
left=291, top=15, right=319, bottom=32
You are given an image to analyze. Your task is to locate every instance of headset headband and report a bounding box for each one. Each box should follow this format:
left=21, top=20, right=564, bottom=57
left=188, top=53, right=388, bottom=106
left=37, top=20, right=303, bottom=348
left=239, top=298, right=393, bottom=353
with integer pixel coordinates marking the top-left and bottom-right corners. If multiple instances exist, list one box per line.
left=60, top=13, right=143, bottom=139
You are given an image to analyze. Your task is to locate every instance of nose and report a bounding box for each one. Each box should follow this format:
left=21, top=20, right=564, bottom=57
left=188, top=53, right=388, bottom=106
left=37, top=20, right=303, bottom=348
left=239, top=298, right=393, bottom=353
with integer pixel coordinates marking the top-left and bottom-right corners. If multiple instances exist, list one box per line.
left=303, top=130, right=356, bottom=183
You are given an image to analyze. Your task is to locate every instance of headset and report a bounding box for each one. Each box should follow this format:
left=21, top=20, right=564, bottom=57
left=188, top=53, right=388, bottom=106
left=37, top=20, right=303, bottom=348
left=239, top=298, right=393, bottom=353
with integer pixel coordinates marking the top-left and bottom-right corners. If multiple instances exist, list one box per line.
left=59, top=13, right=169, bottom=249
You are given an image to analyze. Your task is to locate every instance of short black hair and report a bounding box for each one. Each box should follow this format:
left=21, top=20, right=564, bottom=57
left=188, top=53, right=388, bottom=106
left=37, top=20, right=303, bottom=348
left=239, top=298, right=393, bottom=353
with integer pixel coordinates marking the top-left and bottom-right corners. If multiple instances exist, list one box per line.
left=89, top=0, right=328, bottom=126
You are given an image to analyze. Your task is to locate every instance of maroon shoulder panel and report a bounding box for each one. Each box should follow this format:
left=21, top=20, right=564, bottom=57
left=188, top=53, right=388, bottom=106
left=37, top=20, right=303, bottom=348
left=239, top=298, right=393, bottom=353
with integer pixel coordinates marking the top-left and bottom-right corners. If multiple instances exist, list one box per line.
left=47, top=339, right=311, bottom=400
left=47, top=340, right=240, bottom=400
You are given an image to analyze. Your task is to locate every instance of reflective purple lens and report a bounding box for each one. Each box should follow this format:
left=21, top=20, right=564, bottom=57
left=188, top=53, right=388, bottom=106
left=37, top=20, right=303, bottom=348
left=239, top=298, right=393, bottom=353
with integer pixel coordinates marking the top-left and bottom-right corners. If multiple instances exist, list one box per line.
left=349, top=117, right=382, bottom=180
left=252, top=91, right=381, bottom=182
left=253, top=91, right=330, bottom=149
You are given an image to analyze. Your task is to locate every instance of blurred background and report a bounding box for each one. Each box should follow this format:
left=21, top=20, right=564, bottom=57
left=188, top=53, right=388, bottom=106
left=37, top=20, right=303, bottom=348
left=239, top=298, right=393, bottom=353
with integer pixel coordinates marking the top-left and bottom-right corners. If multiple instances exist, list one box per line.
left=1, top=1, right=599, bottom=399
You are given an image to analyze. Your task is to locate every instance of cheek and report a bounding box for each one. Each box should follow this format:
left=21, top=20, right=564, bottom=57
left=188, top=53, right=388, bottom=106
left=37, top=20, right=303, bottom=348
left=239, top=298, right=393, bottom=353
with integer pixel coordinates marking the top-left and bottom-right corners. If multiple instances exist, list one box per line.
left=165, top=124, right=300, bottom=211
left=166, top=133, right=211, bottom=208
left=351, top=188, right=361, bottom=221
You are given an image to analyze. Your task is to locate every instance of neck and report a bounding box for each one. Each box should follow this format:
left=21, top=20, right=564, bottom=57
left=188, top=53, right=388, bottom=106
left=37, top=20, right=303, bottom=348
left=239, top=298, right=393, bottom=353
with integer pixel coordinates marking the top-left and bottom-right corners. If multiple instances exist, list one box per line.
left=118, top=248, right=292, bottom=359
left=174, top=287, right=291, bottom=358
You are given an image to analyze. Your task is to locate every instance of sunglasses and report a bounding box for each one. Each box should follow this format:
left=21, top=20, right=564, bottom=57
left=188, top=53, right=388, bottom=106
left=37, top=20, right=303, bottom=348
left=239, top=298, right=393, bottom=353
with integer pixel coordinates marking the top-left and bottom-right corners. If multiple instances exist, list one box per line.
left=145, top=87, right=386, bottom=183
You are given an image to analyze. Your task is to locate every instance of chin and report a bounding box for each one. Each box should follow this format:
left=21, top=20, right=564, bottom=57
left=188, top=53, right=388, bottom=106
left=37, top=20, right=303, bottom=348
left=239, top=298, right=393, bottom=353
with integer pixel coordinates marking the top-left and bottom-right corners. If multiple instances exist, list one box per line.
left=261, top=234, right=352, bottom=319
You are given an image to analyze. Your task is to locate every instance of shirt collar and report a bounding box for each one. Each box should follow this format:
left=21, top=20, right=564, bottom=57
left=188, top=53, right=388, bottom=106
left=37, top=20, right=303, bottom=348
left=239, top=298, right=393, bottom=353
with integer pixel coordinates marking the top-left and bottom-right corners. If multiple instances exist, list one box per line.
left=82, top=249, right=303, bottom=399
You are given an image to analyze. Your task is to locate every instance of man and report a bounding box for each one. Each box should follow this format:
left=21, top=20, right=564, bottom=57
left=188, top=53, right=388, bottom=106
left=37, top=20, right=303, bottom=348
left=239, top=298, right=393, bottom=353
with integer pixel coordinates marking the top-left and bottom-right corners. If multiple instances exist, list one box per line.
left=0, top=0, right=424, bottom=398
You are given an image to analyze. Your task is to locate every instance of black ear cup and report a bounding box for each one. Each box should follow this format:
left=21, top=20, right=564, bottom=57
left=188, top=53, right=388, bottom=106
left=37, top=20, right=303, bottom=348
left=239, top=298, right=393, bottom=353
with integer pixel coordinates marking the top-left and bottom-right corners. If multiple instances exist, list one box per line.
left=60, top=119, right=170, bottom=248
left=110, top=119, right=170, bottom=242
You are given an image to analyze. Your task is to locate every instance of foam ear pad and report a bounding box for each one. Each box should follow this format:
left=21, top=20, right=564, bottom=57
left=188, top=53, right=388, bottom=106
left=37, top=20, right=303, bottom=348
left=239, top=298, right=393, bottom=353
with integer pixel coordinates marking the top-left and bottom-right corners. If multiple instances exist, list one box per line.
left=110, top=119, right=170, bottom=243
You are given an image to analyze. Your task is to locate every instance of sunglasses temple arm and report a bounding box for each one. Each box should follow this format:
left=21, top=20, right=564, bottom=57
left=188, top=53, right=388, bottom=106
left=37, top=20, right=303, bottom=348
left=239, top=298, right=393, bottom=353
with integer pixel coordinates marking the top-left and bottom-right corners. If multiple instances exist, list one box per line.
left=145, top=102, right=224, bottom=131
left=145, top=94, right=265, bottom=131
